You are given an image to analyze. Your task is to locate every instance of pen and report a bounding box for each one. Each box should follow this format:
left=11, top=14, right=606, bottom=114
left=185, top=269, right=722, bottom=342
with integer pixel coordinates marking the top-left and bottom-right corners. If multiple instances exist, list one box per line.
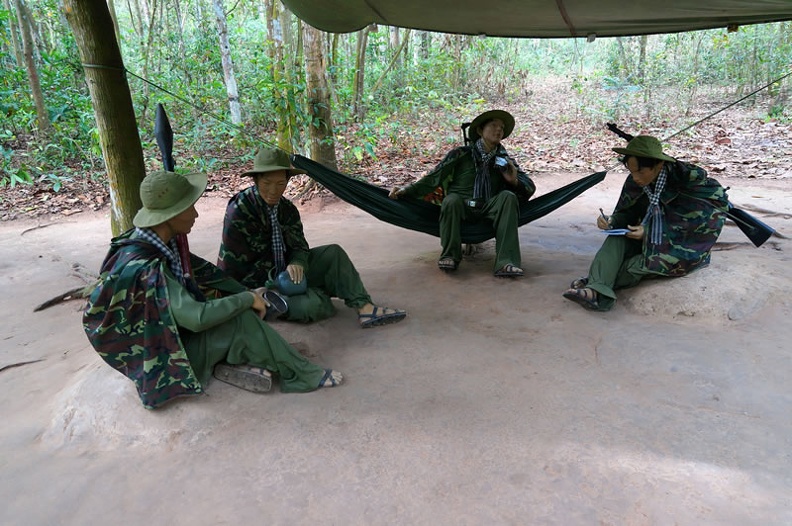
left=599, top=208, right=607, bottom=220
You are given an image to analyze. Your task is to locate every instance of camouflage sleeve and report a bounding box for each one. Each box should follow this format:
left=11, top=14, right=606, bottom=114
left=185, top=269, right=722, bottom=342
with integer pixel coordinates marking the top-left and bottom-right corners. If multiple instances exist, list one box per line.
left=217, top=189, right=272, bottom=288
left=191, top=254, right=247, bottom=294
left=403, top=147, right=467, bottom=199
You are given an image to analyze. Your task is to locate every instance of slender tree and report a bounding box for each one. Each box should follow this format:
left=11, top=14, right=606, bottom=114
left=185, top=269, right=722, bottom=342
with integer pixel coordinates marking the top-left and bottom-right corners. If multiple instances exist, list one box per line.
left=15, top=0, right=50, bottom=138
left=3, top=0, right=24, bottom=66
left=352, top=25, right=371, bottom=121
left=63, top=0, right=145, bottom=235
left=212, top=0, right=242, bottom=125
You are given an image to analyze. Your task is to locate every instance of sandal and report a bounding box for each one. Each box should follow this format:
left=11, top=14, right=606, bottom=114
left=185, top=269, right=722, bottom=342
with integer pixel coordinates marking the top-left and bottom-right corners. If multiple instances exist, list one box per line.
left=570, top=276, right=589, bottom=289
left=358, top=305, right=407, bottom=328
left=562, top=287, right=600, bottom=310
left=494, top=264, right=524, bottom=278
left=318, top=369, right=343, bottom=388
left=213, top=363, right=273, bottom=393
left=438, top=257, right=458, bottom=272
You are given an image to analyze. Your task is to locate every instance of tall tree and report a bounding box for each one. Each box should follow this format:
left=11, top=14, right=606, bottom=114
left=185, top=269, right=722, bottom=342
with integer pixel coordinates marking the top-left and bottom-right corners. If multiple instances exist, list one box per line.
left=212, top=0, right=242, bottom=125
left=15, top=0, right=50, bottom=138
left=352, top=25, right=371, bottom=121
left=303, top=23, right=336, bottom=169
left=3, top=0, right=24, bottom=66
left=265, top=0, right=297, bottom=149
left=63, top=0, right=145, bottom=235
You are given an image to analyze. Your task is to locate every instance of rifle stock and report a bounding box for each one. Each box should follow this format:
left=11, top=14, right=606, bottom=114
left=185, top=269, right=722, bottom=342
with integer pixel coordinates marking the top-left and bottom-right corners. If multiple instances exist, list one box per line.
left=153, top=103, right=193, bottom=270
left=155, top=103, right=175, bottom=172
left=725, top=204, right=775, bottom=247
left=605, top=122, right=775, bottom=247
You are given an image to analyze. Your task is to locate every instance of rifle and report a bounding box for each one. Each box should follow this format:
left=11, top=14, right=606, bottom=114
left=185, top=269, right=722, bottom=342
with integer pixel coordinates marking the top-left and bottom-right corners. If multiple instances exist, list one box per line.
left=154, top=103, right=194, bottom=274
left=605, top=122, right=775, bottom=247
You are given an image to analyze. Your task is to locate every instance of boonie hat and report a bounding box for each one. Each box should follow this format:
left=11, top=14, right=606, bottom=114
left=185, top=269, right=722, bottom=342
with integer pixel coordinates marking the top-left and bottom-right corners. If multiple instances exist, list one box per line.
left=612, top=135, right=676, bottom=162
left=468, top=109, right=515, bottom=143
left=241, top=147, right=307, bottom=177
left=133, top=170, right=208, bottom=228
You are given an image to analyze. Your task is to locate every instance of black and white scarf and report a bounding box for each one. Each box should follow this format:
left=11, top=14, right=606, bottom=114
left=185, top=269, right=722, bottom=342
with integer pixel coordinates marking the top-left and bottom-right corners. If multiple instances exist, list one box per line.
left=135, top=227, right=185, bottom=284
left=472, top=139, right=501, bottom=202
left=641, top=166, right=668, bottom=245
left=267, top=204, right=287, bottom=273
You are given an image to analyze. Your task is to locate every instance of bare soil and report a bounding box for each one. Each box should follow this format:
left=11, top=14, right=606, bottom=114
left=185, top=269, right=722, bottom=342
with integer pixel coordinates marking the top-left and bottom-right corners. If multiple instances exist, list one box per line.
left=1, top=164, right=790, bottom=524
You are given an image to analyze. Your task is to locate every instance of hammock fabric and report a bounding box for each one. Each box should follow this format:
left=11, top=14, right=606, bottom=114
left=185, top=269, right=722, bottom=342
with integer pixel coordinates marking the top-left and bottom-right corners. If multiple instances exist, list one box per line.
left=291, top=154, right=606, bottom=245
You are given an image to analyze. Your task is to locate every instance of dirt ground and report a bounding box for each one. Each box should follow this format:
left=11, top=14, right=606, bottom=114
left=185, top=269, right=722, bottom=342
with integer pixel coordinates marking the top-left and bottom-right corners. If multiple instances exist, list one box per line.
left=1, top=169, right=790, bottom=525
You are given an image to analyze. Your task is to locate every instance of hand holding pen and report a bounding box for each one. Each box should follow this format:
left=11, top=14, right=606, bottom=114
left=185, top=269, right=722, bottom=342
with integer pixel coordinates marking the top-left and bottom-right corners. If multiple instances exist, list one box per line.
left=596, top=207, right=611, bottom=230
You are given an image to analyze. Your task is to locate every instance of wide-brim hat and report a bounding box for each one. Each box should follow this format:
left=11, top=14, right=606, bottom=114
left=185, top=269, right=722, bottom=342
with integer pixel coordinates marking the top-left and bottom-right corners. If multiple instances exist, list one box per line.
left=133, top=170, right=208, bottom=228
left=612, top=135, right=676, bottom=162
left=468, top=109, right=515, bottom=143
left=241, top=147, right=307, bottom=177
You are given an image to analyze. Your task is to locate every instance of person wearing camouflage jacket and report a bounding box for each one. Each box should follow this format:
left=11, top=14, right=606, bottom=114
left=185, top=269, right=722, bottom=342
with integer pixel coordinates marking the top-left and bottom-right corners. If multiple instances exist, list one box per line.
left=388, top=110, right=536, bottom=277
left=217, top=147, right=406, bottom=328
left=83, top=171, right=342, bottom=409
left=563, top=135, right=729, bottom=312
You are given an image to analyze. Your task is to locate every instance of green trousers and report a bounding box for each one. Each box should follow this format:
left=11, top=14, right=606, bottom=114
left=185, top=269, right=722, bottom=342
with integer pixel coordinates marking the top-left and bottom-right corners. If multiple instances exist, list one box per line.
left=586, top=235, right=657, bottom=311
left=284, top=244, right=373, bottom=323
left=182, top=309, right=325, bottom=393
left=439, top=191, right=521, bottom=271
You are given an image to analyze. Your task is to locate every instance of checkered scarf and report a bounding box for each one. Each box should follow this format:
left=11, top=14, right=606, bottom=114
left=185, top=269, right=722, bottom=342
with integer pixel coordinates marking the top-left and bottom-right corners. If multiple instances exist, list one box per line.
left=135, top=227, right=185, bottom=283
left=472, top=139, right=499, bottom=201
left=641, top=166, right=668, bottom=245
left=267, top=204, right=287, bottom=273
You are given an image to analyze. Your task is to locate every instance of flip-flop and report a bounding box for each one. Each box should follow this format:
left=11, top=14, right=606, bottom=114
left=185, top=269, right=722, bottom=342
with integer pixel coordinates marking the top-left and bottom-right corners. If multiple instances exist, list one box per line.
left=494, top=264, right=524, bottom=278
left=562, top=287, right=600, bottom=310
left=358, top=306, right=407, bottom=328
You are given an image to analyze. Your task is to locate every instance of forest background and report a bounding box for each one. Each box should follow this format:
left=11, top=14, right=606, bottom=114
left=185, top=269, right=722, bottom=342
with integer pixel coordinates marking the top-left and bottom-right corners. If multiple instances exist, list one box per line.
left=1, top=0, right=790, bottom=222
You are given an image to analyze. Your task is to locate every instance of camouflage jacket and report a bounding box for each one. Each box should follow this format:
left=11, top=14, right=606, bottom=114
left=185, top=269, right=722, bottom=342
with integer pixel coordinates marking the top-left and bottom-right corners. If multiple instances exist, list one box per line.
left=217, top=186, right=310, bottom=288
left=402, top=145, right=536, bottom=205
left=608, top=160, right=729, bottom=276
left=83, top=230, right=245, bottom=409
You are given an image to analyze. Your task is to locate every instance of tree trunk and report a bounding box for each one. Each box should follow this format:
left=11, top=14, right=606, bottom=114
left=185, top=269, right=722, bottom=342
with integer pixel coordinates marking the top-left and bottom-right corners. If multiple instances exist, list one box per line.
left=265, top=0, right=294, bottom=150
left=63, top=0, right=145, bottom=235
left=15, top=0, right=51, bottom=138
left=303, top=24, right=337, bottom=170
left=212, top=0, right=242, bottom=125
left=371, top=28, right=411, bottom=95
left=352, top=25, right=370, bottom=121
left=3, top=0, right=24, bottom=66
left=419, top=30, right=429, bottom=60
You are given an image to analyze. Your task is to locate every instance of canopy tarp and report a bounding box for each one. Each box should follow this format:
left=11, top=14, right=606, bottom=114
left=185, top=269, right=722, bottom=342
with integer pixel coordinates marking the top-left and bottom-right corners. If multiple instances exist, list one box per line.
left=281, top=0, right=792, bottom=38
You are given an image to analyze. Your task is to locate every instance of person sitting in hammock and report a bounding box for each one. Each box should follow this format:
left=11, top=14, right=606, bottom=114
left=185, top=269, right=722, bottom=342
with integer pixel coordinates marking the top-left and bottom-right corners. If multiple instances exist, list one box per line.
left=83, top=170, right=342, bottom=410
left=388, top=109, right=536, bottom=276
left=562, top=135, right=729, bottom=311
left=217, top=147, right=407, bottom=328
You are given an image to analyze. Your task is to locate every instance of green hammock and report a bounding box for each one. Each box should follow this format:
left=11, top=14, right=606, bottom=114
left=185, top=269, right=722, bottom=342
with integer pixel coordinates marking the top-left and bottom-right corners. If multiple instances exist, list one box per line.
left=291, top=154, right=606, bottom=245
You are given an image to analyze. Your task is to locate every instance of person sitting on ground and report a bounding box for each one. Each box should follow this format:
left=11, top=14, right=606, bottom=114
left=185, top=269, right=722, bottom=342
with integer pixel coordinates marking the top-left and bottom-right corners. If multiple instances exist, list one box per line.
left=562, top=135, right=729, bottom=311
left=388, top=109, right=536, bottom=277
left=83, top=170, right=342, bottom=409
left=217, top=147, right=406, bottom=328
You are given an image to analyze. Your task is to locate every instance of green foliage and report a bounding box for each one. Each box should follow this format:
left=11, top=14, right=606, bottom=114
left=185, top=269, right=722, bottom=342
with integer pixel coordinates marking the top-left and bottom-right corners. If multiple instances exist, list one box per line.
left=1, top=1, right=790, bottom=197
